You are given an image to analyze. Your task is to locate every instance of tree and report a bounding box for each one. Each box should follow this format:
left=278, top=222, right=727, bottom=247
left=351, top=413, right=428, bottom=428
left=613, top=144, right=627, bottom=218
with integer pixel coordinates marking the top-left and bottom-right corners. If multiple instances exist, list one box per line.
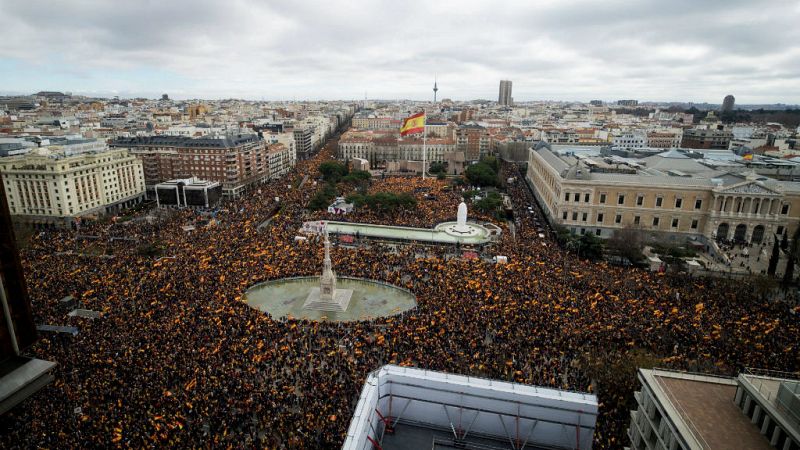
left=783, top=257, right=794, bottom=286
left=341, top=170, right=371, bottom=193
left=577, top=232, right=604, bottom=261
left=345, top=193, right=366, bottom=207
left=308, top=183, right=337, bottom=210
left=767, top=237, right=780, bottom=276
left=464, top=162, right=498, bottom=187
left=480, top=155, right=499, bottom=173
left=428, top=161, right=446, bottom=174
left=346, top=192, right=416, bottom=212
left=319, top=161, right=348, bottom=183
left=462, top=190, right=479, bottom=201
left=781, top=230, right=789, bottom=251
left=553, top=225, right=573, bottom=246
left=782, top=227, right=800, bottom=286
left=605, top=226, right=645, bottom=264
left=341, top=170, right=371, bottom=183
left=474, top=192, right=504, bottom=218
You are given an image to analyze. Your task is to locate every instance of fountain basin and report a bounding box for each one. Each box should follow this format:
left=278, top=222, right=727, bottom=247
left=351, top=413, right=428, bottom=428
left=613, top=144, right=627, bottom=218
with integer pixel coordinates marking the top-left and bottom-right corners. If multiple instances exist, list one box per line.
left=244, top=276, right=417, bottom=322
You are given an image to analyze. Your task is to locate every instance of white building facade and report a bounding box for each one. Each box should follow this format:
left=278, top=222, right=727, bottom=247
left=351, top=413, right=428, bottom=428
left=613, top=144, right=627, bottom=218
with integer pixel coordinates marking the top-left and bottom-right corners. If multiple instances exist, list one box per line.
left=0, top=147, right=145, bottom=226
left=267, top=143, right=295, bottom=180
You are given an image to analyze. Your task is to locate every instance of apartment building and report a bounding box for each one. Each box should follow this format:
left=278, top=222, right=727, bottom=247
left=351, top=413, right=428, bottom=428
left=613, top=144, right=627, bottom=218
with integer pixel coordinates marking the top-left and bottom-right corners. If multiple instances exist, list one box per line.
left=267, top=143, right=295, bottom=180
left=613, top=132, right=647, bottom=149
left=682, top=129, right=734, bottom=149
left=456, top=124, right=491, bottom=161
left=293, top=126, right=315, bottom=160
left=0, top=146, right=145, bottom=226
left=111, top=134, right=271, bottom=197
left=351, top=116, right=399, bottom=130
left=397, top=137, right=455, bottom=163
left=647, top=131, right=683, bottom=149
left=526, top=143, right=800, bottom=243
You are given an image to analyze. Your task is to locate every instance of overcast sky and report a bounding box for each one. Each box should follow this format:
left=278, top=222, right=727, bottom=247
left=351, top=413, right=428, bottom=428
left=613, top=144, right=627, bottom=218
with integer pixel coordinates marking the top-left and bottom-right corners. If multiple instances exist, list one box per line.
left=1, top=0, right=799, bottom=103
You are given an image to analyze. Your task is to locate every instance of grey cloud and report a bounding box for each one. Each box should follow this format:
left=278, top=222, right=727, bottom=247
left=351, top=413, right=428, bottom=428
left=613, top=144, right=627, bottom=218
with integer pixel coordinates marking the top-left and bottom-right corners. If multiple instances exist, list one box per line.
left=0, top=0, right=797, bottom=102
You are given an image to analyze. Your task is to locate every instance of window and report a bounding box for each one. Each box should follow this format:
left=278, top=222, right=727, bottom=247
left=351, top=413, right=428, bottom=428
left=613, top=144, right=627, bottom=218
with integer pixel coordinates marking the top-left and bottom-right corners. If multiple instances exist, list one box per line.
left=597, top=213, right=604, bottom=223
left=656, top=196, right=663, bottom=207
left=777, top=226, right=785, bottom=235
left=595, top=229, right=602, bottom=236
left=636, top=195, right=644, bottom=206
left=695, top=199, right=702, bottom=209
left=572, top=212, right=578, bottom=221
left=634, top=215, right=640, bottom=225
left=675, top=198, right=683, bottom=209
left=565, top=192, right=570, bottom=201
left=574, top=193, right=580, bottom=202
left=584, top=193, right=590, bottom=203
left=615, top=214, right=622, bottom=224
left=582, top=212, right=588, bottom=221
left=672, top=218, right=679, bottom=228
left=599, top=193, right=606, bottom=204
left=782, top=204, right=789, bottom=215
left=691, top=219, right=698, bottom=229
left=580, top=228, right=586, bottom=235
left=618, top=194, right=625, bottom=205
left=653, top=217, right=660, bottom=227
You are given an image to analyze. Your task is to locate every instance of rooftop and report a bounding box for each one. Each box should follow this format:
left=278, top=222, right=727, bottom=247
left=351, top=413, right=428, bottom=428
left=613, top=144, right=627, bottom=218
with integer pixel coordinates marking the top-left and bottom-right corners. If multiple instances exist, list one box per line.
left=111, top=133, right=260, bottom=148
left=345, top=365, right=597, bottom=450
left=381, top=423, right=522, bottom=450
left=534, top=145, right=800, bottom=190
left=644, top=369, right=773, bottom=450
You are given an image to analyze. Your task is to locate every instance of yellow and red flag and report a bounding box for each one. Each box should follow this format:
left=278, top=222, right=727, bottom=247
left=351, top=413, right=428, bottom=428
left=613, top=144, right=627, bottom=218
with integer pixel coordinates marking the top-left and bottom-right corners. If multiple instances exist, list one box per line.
left=400, top=112, right=425, bottom=136
left=743, top=151, right=753, bottom=161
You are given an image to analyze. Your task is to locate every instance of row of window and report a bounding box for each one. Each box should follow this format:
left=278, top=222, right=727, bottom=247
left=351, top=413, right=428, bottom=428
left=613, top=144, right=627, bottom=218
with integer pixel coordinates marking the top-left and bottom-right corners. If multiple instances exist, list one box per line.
left=561, top=210, right=700, bottom=230
left=564, top=191, right=703, bottom=210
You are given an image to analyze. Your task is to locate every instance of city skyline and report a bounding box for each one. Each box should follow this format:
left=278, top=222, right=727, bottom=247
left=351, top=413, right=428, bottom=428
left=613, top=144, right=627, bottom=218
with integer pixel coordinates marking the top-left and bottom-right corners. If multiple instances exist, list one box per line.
left=1, top=0, right=799, bottom=103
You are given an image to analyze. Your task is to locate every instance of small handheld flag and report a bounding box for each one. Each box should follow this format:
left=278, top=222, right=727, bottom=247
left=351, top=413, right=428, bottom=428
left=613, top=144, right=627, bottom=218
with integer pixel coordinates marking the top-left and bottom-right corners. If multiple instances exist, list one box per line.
left=400, top=112, right=425, bottom=136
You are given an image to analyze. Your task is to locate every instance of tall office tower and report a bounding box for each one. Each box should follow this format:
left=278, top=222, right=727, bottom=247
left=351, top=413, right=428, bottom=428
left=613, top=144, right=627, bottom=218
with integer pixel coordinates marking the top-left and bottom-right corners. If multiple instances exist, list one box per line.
left=721, top=94, right=736, bottom=113
left=498, top=80, right=513, bottom=106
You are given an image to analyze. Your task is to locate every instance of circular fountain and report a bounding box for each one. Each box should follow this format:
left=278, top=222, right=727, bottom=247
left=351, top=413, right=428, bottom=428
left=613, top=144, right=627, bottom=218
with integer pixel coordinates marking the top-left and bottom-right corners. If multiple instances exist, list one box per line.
left=244, top=229, right=416, bottom=322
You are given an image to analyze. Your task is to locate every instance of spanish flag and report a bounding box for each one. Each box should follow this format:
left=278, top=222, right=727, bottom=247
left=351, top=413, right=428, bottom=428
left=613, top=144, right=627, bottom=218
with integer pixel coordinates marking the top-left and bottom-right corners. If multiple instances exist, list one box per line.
left=743, top=151, right=753, bottom=161
left=400, top=112, right=425, bottom=136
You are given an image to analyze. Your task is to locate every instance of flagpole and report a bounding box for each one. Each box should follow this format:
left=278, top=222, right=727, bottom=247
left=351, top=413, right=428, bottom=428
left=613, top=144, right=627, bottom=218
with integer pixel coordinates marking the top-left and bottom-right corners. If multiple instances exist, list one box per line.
left=422, top=114, right=427, bottom=180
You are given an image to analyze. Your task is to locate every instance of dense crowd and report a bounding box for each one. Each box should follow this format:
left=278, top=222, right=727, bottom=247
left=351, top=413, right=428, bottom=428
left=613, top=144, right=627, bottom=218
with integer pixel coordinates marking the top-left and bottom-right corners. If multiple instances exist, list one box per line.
left=315, top=174, right=495, bottom=228
left=1, top=136, right=798, bottom=449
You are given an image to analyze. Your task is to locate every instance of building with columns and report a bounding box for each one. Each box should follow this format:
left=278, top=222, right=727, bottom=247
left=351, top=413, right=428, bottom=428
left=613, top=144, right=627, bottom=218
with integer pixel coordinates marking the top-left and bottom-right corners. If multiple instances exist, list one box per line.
left=526, top=143, right=800, bottom=245
left=337, top=130, right=456, bottom=167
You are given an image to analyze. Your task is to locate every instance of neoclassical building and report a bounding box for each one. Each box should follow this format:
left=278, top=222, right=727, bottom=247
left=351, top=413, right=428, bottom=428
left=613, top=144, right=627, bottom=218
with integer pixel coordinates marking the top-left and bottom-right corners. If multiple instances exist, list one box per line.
left=526, top=144, right=800, bottom=245
left=0, top=145, right=145, bottom=227
left=338, top=130, right=455, bottom=166
left=709, top=181, right=791, bottom=243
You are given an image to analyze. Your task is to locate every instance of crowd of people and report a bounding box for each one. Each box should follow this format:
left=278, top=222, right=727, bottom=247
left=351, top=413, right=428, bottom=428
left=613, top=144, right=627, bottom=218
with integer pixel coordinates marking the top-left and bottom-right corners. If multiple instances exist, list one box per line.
left=315, top=174, right=494, bottom=229
left=1, top=136, right=798, bottom=449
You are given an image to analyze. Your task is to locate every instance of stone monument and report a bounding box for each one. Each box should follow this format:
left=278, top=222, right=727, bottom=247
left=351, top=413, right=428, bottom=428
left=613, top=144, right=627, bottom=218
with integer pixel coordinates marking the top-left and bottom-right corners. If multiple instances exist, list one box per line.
left=451, top=201, right=472, bottom=234
left=303, top=228, right=353, bottom=311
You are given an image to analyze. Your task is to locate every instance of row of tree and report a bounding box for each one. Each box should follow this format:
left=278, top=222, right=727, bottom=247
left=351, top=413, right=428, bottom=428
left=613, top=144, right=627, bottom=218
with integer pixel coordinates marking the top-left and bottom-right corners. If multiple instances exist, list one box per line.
left=464, top=156, right=501, bottom=187
left=345, top=192, right=417, bottom=212
left=308, top=161, right=373, bottom=210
